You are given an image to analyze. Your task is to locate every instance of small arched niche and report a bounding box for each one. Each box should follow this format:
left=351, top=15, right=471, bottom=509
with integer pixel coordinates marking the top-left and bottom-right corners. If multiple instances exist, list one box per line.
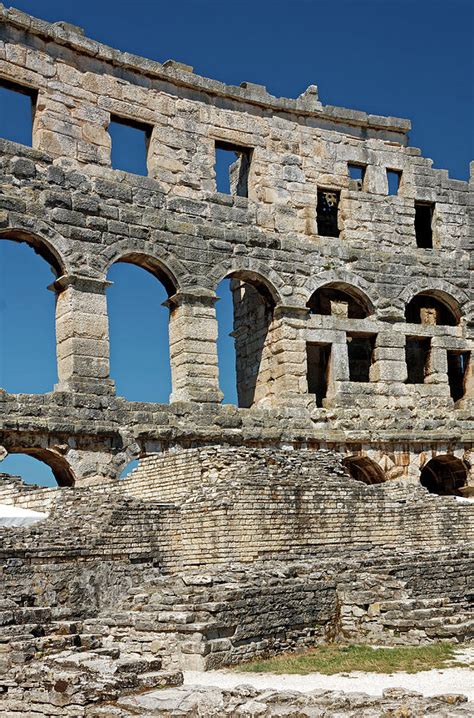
left=0, top=449, right=75, bottom=487
left=216, top=271, right=277, bottom=407
left=420, top=455, right=468, bottom=497
left=405, top=292, right=460, bottom=327
left=307, top=283, right=373, bottom=319
left=106, top=254, right=177, bottom=403
left=343, top=455, right=386, bottom=485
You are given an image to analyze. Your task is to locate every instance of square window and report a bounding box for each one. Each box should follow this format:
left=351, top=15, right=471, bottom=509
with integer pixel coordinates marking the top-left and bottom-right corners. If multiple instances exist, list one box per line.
left=215, top=140, right=252, bottom=197
left=348, top=163, right=366, bottom=190
left=317, top=188, right=340, bottom=238
left=414, top=201, right=434, bottom=248
left=0, top=80, right=36, bottom=146
left=307, top=342, right=331, bottom=407
left=406, top=337, right=431, bottom=384
left=387, top=169, right=402, bottom=196
left=347, top=334, right=375, bottom=382
left=109, top=116, right=152, bottom=176
left=447, top=351, right=469, bottom=402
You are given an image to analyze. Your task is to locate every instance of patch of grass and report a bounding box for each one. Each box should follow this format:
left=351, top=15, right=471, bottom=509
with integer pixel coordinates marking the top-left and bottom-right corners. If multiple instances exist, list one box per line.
left=237, top=643, right=457, bottom=675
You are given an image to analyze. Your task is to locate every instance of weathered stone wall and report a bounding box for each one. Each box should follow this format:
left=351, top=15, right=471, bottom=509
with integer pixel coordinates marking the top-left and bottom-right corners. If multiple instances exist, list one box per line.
left=0, top=7, right=470, bottom=486
left=116, top=446, right=474, bottom=569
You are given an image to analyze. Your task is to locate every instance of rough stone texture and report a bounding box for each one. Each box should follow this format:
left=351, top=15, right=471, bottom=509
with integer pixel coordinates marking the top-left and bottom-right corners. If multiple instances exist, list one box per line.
left=0, top=6, right=471, bottom=487
left=0, top=7, right=473, bottom=716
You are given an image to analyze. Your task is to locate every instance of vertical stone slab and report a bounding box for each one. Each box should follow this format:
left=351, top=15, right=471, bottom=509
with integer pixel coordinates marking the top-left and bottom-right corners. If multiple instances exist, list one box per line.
left=167, top=289, right=223, bottom=403
left=270, top=306, right=312, bottom=409
left=54, top=275, right=113, bottom=393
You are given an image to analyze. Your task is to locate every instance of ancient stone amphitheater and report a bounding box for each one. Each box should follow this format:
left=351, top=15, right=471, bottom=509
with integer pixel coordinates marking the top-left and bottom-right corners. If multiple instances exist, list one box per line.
left=0, top=6, right=472, bottom=716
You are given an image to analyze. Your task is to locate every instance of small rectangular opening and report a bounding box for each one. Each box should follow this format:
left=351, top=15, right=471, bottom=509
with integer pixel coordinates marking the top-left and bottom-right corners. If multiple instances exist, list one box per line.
left=347, top=334, right=375, bottom=382
left=415, top=201, right=434, bottom=248
left=0, top=79, right=37, bottom=146
left=387, top=169, right=402, bottom=196
left=109, top=115, right=152, bottom=176
left=348, top=163, right=366, bottom=191
left=447, top=351, right=469, bottom=402
left=405, top=337, right=431, bottom=384
left=317, top=189, right=340, bottom=238
left=215, top=140, right=252, bottom=197
left=307, top=342, right=331, bottom=407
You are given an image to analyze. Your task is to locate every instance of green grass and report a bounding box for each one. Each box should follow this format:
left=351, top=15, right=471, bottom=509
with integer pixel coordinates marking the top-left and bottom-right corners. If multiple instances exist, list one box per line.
left=237, top=643, right=458, bottom=675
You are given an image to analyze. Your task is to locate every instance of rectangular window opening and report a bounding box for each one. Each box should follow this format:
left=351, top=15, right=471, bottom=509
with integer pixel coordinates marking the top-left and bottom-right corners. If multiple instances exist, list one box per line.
left=109, top=115, right=152, bottom=176
left=406, top=337, right=431, bottom=384
left=317, top=188, right=340, bottom=238
left=447, top=351, right=470, bottom=402
left=387, top=169, right=402, bottom=196
left=215, top=140, right=252, bottom=197
left=307, top=342, right=331, bottom=407
left=0, top=79, right=37, bottom=147
left=415, top=201, right=434, bottom=248
left=348, top=163, right=366, bottom=191
left=347, top=334, right=376, bottom=382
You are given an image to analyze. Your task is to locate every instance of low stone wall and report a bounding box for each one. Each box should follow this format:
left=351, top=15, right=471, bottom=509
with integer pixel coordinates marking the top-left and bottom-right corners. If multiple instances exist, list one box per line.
left=120, top=446, right=474, bottom=570
left=0, top=473, right=62, bottom=511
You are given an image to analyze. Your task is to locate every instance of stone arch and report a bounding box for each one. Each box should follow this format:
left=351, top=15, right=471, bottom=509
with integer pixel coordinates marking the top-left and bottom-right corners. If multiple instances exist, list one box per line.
left=404, top=289, right=462, bottom=326
left=302, top=271, right=377, bottom=315
left=210, top=258, right=285, bottom=306
left=343, top=455, right=386, bottom=484
left=0, top=227, right=68, bottom=277
left=1, top=446, right=76, bottom=487
left=399, top=280, right=467, bottom=323
left=420, top=454, right=468, bottom=497
left=307, top=281, right=374, bottom=318
left=102, top=242, right=188, bottom=297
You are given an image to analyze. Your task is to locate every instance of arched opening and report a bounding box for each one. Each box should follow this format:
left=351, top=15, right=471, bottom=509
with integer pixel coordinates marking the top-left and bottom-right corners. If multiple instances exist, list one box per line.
left=119, top=459, right=139, bottom=479
left=405, top=292, right=460, bottom=326
left=420, top=455, right=468, bottom=496
left=343, top=456, right=386, bottom=485
left=0, top=449, right=75, bottom=487
left=107, top=258, right=174, bottom=402
left=216, top=272, right=276, bottom=407
left=307, top=283, right=373, bottom=319
left=0, top=235, right=60, bottom=393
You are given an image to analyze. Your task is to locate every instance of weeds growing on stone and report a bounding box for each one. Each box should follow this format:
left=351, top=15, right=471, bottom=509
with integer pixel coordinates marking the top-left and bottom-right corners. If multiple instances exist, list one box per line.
left=237, top=643, right=458, bottom=675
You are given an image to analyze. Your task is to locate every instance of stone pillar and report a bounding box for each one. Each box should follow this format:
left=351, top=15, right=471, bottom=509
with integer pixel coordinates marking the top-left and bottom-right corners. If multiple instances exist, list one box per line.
left=369, top=332, right=407, bottom=383
left=269, top=306, right=311, bottom=409
left=166, top=289, right=223, bottom=404
left=53, top=275, right=114, bottom=394
left=424, top=339, right=449, bottom=388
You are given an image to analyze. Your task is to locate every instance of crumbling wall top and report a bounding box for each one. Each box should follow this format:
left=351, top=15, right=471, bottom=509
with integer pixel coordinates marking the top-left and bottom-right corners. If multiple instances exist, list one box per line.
left=0, top=4, right=411, bottom=137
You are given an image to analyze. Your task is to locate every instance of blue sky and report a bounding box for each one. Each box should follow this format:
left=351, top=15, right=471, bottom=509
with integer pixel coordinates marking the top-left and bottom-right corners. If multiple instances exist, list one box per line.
left=0, top=0, right=472, bottom=485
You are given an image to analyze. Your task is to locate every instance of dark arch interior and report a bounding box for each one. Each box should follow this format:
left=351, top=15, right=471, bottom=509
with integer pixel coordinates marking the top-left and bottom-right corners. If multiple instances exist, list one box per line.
left=343, top=456, right=386, bottom=484
left=307, top=285, right=372, bottom=319
left=4, top=449, right=75, bottom=487
left=420, top=455, right=468, bottom=496
left=405, top=293, right=459, bottom=326
left=226, top=270, right=277, bottom=309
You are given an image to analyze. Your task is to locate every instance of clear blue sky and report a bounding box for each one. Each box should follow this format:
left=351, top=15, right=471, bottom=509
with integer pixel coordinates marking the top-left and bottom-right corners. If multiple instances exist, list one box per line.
left=0, top=0, right=472, bottom=485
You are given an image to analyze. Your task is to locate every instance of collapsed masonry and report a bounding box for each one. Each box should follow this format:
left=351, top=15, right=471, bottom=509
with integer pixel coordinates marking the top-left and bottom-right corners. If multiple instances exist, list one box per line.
left=0, top=5, right=472, bottom=715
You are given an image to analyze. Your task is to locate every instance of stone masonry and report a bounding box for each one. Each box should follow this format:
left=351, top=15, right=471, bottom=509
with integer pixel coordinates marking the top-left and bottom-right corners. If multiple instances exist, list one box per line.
left=0, top=6, right=473, bottom=716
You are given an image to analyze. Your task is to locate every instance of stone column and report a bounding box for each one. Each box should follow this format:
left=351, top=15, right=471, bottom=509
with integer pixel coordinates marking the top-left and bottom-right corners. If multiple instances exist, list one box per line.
left=166, top=289, right=223, bottom=404
left=53, top=275, right=114, bottom=394
left=369, top=332, right=407, bottom=383
left=269, top=306, right=312, bottom=409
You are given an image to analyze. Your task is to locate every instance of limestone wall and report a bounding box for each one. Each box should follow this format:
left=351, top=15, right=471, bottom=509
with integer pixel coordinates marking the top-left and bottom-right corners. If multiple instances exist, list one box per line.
left=115, top=447, right=474, bottom=570
left=0, top=7, right=471, bottom=485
